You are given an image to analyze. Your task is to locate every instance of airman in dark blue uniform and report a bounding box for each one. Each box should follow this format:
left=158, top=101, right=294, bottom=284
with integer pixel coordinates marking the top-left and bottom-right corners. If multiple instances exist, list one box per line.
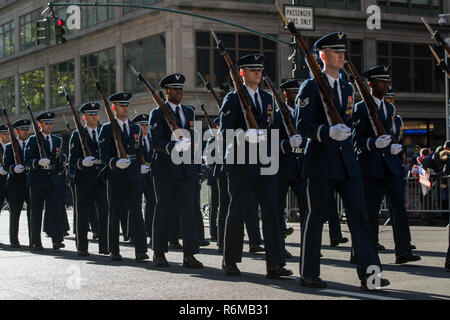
left=276, top=79, right=307, bottom=259
left=131, top=113, right=156, bottom=240
left=69, top=102, right=109, bottom=256
left=99, top=92, right=148, bottom=262
left=149, top=73, right=203, bottom=269
left=0, top=125, right=10, bottom=214
left=352, top=65, right=420, bottom=264
left=3, top=120, right=31, bottom=248
left=296, top=33, right=388, bottom=290
left=24, top=112, right=66, bottom=251
left=220, top=54, right=294, bottom=278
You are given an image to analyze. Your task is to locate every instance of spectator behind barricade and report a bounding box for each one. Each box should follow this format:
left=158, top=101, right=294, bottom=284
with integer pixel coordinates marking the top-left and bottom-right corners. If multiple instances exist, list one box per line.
left=410, top=148, right=431, bottom=177
left=412, top=144, right=422, bottom=166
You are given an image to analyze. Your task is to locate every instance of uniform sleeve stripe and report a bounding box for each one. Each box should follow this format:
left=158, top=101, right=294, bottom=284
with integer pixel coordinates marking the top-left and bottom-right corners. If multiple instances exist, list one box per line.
left=317, top=124, right=324, bottom=142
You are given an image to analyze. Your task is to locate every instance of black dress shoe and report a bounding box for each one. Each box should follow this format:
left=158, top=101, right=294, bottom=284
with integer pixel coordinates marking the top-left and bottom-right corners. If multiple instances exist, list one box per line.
left=183, top=256, right=204, bottom=269
left=445, top=260, right=450, bottom=270
left=285, top=249, right=293, bottom=259
left=53, top=242, right=65, bottom=250
left=210, top=235, right=217, bottom=241
left=300, top=276, right=327, bottom=288
left=32, top=245, right=45, bottom=251
left=360, top=277, right=390, bottom=291
left=136, top=253, right=149, bottom=262
left=249, top=244, right=265, bottom=253
left=266, top=265, right=293, bottom=279
left=64, top=232, right=70, bottom=237
left=395, top=252, right=421, bottom=264
left=169, top=242, right=183, bottom=250
left=153, top=253, right=170, bottom=267
left=77, top=251, right=90, bottom=257
left=99, top=249, right=110, bottom=255
left=375, top=243, right=386, bottom=251
left=222, top=261, right=241, bottom=276
left=123, top=236, right=130, bottom=242
left=11, top=242, right=21, bottom=249
left=218, top=247, right=223, bottom=254
left=111, top=253, right=123, bottom=261
left=349, top=254, right=357, bottom=264
left=283, top=227, right=294, bottom=238
left=410, top=244, right=416, bottom=250
left=92, top=233, right=99, bottom=240
left=330, top=237, right=349, bottom=247
left=199, top=240, right=210, bottom=247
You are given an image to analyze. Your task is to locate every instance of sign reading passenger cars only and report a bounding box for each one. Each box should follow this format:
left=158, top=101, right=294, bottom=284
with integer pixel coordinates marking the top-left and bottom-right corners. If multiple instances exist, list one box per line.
left=283, top=5, right=315, bottom=31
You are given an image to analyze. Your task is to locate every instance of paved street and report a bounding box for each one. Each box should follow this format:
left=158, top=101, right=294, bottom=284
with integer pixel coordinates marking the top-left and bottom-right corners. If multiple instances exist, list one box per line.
left=0, top=209, right=448, bottom=300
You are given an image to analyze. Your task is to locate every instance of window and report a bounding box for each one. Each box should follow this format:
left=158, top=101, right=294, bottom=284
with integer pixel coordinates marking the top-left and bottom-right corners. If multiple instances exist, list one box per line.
left=377, top=41, right=444, bottom=93
left=123, top=0, right=162, bottom=14
left=196, top=32, right=278, bottom=87
left=80, top=0, right=115, bottom=28
left=0, top=76, right=15, bottom=114
left=19, top=8, right=42, bottom=50
left=0, top=21, right=14, bottom=58
left=81, top=48, right=116, bottom=103
left=377, top=0, right=442, bottom=16
left=294, top=0, right=360, bottom=9
left=123, top=34, right=166, bottom=93
left=20, top=68, right=45, bottom=113
left=51, top=60, right=75, bottom=108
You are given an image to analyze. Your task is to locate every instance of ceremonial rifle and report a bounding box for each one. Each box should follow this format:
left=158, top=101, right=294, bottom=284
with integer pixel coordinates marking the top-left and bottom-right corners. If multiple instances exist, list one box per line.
left=428, top=45, right=450, bottom=76
left=128, top=64, right=186, bottom=140
left=198, top=72, right=223, bottom=110
left=262, top=73, right=297, bottom=137
left=422, top=18, right=450, bottom=56
left=275, top=4, right=344, bottom=126
left=1, top=105, right=21, bottom=165
left=344, top=58, right=398, bottom=144
left=210, top=28, right=260, bottom=129
left=61, top=86, right=92, bottom=158
left=89, top=69, right=128, bottom=159
left=24, top=97, right=47, bottom=159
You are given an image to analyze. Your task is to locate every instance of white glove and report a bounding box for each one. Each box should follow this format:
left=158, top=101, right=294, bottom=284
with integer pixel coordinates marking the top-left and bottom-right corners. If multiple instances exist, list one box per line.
left=116, top=158, right=131, bottom=169
left=390, top=144, right=403, bottom=155
left=141, top=165, right=150, bottom=175
left=82, top=156, right=96, bottom=167
left=245, top=129, right=266, bottom=144
left=329, top=124, right=351, bottom=141
left=375, top=135, right=392, bottom=149
left=38, top=158, right=50, bottom=167
left=14, top=165, right=25, bottom=174
left=174, top=138, right=191, bottom=153
left=289, top=134, right=303, bottom=148
left=0, top=166, right=7, bottom=176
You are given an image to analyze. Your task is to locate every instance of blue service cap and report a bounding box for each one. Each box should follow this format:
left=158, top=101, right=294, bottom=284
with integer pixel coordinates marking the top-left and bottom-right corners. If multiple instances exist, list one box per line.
left=314, top=32, right=347, bottom=52
left=237, top=54, right=265, bottom=70
left=159, top=73, right=186, bottom=89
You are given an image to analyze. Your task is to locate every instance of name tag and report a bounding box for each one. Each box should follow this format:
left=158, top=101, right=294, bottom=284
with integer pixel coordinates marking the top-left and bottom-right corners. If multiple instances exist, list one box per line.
left=291, top=147, right=304, bottom=154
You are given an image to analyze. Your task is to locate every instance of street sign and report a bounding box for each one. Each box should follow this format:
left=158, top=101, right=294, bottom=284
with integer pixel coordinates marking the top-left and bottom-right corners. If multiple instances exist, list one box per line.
left=283, top=5, right=314, bottom=31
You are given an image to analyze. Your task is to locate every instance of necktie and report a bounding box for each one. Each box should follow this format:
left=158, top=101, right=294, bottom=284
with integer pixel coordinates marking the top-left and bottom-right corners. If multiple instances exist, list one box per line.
left=92, top=129, right=97, bottom=143
left=143, top=138, right=148, bottom=153
left=333, top=80, right=341, bottom=109
left=175, top=106, right=182, bottom=128
left=46, top=135, right=51, bottom=152
left=122, top=123, right=128, bottom=140
left=21, top=142, right=25, bottom=150
left=378, top=101, right=386, bottom=125
left=254, top=92, right=262, bottom=119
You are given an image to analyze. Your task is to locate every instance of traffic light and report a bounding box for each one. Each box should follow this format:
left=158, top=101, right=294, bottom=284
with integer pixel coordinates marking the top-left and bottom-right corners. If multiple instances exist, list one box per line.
left=55, top=18, right=66, bottom=45
left=36, top=19, right=50, bottom=46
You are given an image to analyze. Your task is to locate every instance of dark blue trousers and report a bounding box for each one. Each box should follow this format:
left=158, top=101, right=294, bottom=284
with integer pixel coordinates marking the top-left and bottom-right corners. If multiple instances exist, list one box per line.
left=209, top=177, right=219, bottom=238
left=301, top=177, right=381, bottom=280
left=363, top=172, right=412, bottom=254
left=217, top=173, right=230, bottom=250
left=245, top=191, right=263, bottom=246
left=153, top=176, right=199, bottom=256
left=143, top=178, right=156, bottom=237
left=8, top=187, right=31, bottom=245
left=225, top=173, right=283, bottom=267
left=325, top=194, right=343, bottom=241
left=107, top=180, right=147, bottom=254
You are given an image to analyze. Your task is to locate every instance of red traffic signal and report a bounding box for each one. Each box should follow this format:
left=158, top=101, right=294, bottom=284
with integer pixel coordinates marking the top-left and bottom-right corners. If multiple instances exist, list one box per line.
left=57, top=19, right=65, bottom=27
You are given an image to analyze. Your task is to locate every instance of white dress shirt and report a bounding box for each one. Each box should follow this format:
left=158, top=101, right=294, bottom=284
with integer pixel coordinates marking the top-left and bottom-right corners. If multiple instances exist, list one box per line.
left=371, top=95, right=387, bottom=119
left=87, top=127, right=98, bottom=143
left=42, top=133, right=53, bottom=152
left=325, top=72, right=342, bottom=104
left=115, top=118, right=129, bottom=136
left=167, top=101, right=186, bottom=127
left=245, top=85, right=263, bottom=113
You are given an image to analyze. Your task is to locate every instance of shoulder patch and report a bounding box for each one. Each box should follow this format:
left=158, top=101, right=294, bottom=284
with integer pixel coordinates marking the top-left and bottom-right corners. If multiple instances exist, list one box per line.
left=150, top=122, right=158, bottom=130
left=298, top=97, right=310, bottom=108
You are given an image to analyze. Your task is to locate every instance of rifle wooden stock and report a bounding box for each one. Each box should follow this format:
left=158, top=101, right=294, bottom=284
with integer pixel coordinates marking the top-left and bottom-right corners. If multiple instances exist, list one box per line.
left=263, top=74, right=297, bottom=137
left=211, top=30, right=259, bottom=130
left=89, top=71, right=128, bottom=159
left=129, top=65, right=185, bottom=140
left=344, top=60, right=398, bottom=144
left=422, top=18, right=450, bottom=56
left=62, top=87, right=92, bottom=158
left=200, top=104, right=214, bottom=130
left=2, top=108, right=22, bottom=165
left=429, top=45, right=450, bottom=76
left=25, top=101, right=47, bottom=159
left=198, top=72, right=223, bottom=110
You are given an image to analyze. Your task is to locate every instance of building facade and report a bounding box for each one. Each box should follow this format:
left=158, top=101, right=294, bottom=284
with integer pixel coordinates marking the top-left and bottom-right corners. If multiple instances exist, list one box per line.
left=0, top=0, right=449, bottom=153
